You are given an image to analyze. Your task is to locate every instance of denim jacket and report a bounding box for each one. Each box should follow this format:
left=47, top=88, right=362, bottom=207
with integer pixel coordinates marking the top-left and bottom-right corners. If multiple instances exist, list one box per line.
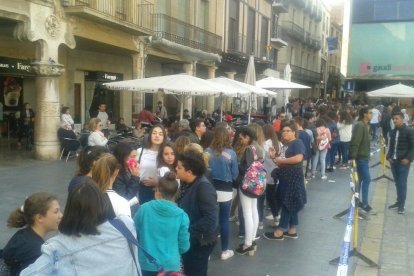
left=205, top=147, right=239, bottom=183
left=20, top=216, right=141, bottom=276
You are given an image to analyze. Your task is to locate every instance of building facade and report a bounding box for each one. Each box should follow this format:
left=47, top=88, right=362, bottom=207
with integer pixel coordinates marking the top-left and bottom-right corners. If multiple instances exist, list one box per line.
left=276, top=0, right=323, bottom=99
left=345, top=0, right=414, bottom=104
left=0, top=0, right=224, bottom=159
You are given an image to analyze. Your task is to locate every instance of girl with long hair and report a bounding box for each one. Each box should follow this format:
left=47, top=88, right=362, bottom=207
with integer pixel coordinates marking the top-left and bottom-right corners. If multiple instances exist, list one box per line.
left=262, top=124, right=282, bottom=226
left=137, top=124, right=166, bottom=204
left=3, top=193, right=62, bottom=276
left=205, top=127, right=239, bottom=260
left=21, top=181, right=140, bottom=276
left=113, top=143, right=141, bottom=212
left=92, top=153, right=130, bottom=217
left=157, top=142, right=177, bottom=177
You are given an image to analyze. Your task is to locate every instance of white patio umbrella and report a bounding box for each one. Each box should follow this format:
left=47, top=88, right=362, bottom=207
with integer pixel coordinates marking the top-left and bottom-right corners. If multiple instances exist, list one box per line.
left=245, top=55, right=257, bottom=123
left=256, top=76, right=311, bottom=89
left=366, top=83, right=414, bottom=98
left=208, top=77, right=277, bottom=122
left=103, top=74, right=227, bottom=119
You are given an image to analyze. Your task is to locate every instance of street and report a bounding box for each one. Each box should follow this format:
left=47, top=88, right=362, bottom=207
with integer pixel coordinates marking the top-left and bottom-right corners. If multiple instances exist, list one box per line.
left=0, top=144, right=413, bottom=276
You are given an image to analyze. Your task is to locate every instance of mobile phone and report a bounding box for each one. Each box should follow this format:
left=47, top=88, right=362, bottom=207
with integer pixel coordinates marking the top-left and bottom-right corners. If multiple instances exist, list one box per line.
left=127, top=158, right=138, bottom=170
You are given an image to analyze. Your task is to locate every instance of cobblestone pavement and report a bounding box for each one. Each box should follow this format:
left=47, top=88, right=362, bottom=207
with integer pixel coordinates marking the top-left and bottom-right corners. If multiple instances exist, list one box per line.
left=0, top=142, right=412, bottom=276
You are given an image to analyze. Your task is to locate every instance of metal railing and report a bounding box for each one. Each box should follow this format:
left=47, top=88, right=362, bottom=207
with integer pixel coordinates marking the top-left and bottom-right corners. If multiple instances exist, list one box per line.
left=282, top=21, right=305, bottom=42
left=227, top=32, right=269, bottom=59
left=63, top=0, right=154, bottom=32
left=152, top=13, right=222, bottom=53
left=278, top=63, right=321, bottom=83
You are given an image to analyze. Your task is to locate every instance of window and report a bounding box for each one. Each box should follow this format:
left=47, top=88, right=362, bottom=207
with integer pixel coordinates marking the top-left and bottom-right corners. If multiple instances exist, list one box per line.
left=352, top=0, right=414, bottom=23
left=290, top=47, right=295, bottom=64
left=247, top=8, right=256, bottom=55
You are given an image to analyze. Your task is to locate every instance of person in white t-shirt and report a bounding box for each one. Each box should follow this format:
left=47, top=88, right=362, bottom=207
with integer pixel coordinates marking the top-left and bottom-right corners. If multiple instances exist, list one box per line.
left=92, top=153, right=131, bottom=217
left=369, top=107, right=381, bottom=140
left=136, top=124, right=167, bottom=204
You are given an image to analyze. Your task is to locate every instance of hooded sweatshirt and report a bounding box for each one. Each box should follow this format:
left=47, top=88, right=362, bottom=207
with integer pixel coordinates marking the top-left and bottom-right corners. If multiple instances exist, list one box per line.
left=134, top=199, right=190, bottom=272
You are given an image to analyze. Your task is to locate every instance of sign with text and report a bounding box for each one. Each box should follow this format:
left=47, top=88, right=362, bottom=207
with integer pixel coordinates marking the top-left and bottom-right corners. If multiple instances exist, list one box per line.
left=348, top=23, right=414, bottom=77
left=0, top=57, right=33, bottom=75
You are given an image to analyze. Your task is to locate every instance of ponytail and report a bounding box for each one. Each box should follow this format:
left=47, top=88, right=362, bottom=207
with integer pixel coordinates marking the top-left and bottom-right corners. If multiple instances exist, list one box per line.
left=7, top=193, right=57, bottom=228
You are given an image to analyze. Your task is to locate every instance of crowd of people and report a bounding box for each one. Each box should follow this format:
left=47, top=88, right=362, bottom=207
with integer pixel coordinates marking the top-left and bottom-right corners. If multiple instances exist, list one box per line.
left=2, top=98, right=414, bottom=276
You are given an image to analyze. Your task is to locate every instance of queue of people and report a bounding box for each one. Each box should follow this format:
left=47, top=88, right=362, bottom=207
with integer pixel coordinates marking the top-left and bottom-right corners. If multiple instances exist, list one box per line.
left=2, top=101, right=413, bottom=276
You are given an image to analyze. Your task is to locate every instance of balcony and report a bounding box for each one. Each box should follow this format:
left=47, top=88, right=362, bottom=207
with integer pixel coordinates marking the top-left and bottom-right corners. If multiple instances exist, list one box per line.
left=291, top=0, right=305, bottom=8
left=63, top=0, right=153, bottom=35
left=281, top=21, right=305, bottom=42
left=278, top=63, right=321, bottom=83
left=152, top=13, right=222, bottom=54
left=309, top=36, right=321, bottom=50
left=271, top=24, right=288, bottom=49
left=227, top=32, right=270, bottom=60
left=315, top=8, right=322, bottom=22
left=272, top=0, right=289, bottom=14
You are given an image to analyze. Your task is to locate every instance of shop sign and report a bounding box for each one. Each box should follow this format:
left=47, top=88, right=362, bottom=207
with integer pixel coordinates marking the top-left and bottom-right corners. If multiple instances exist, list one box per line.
left=0, top=57, right=33, bottom=75
left=85, top=71, right=123, bottom=82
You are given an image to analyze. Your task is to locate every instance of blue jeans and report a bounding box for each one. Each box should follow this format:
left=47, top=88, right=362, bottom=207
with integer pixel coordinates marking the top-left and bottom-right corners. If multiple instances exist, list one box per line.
left=218, top=200, right=231, bottom=251
left=312, top=149, right=328, bottom=176
left=278, top=205, right=299, bottom=231
left=390, top=161, right=411, bottom=208
left=356, top=160, right=371, bottom=207
left=340, top=142, right=350, bottom=164
left=327, top=142, right=339, bottom=168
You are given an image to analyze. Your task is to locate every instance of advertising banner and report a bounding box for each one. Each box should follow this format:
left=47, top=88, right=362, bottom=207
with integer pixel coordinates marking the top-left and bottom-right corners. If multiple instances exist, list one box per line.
left=1, top=76, right=24, bottom=111
left=348, top=23, right=414, bottom=77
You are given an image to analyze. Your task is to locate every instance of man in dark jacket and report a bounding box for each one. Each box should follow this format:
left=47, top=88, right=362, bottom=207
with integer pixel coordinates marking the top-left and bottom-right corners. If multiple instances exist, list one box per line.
left=387, top=112, right=414, bottom=214
left=350, top=106, right=376, bottom=215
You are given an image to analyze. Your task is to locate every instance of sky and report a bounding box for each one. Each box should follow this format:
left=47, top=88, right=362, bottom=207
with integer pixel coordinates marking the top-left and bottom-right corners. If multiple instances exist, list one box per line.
left=322, top=0, right=344, bottom=8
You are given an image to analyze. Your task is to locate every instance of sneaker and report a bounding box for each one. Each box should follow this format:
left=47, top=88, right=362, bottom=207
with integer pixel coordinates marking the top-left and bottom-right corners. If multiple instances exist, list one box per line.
left=235, top=244, right=255, bottom=256
left=265, top=214, right=274, bottom=220
left=398, top=207, right=405, bottom=214
left=263, top=232, right=284, bottom=241
left=360, top=205, right=377, bottom=215
left=229, top=216, right=238, bottom=222
left=311, top=174, right=316, bottom=179
left=221, top=250, right=234, bottom=260
left=388, top=202, right=399, bottom=209
left=258, top=222, right=264, bottom=230
left=321, top=175, right=327, bottom=180
left=283, top=232, right=298, bottom=239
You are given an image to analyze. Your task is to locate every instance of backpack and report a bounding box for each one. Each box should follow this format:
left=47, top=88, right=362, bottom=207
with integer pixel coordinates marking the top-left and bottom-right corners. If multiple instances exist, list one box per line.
left=317, top=128, right=330, bottom=150
left=241, top=146, right=266, bottom=198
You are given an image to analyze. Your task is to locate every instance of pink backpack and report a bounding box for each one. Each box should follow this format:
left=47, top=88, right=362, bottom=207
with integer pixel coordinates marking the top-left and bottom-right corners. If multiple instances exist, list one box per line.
left=241, top=146, right=266, bottom=198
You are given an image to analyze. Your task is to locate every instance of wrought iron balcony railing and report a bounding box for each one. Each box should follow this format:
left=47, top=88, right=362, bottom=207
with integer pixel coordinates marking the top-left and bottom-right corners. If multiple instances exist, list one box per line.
left=282, top=21, right=305, bottom=42
left=63, top=0, right=153, bottom=33
left=152, top=13, right=222, bottom=53
left=227, top=32, right=270, bottom=59
left=278, top=63, right=322, bottom=83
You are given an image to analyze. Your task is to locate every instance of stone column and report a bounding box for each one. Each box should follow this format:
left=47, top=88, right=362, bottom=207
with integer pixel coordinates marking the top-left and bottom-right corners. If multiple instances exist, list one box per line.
left=183, top=63, right=195, bottom=117
left=32, top=61, right=65, bottom=160
left=13, top=3, right=76, bottom=160
left=225, top=71, right=237, bottom=112
left=131, top=53, right=144, bottom=120
left=207, top=66, right=216, bottom=113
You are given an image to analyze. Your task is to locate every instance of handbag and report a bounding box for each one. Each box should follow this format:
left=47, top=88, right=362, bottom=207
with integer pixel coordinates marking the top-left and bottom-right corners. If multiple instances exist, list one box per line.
left=109, top=219, right=183, bottom=276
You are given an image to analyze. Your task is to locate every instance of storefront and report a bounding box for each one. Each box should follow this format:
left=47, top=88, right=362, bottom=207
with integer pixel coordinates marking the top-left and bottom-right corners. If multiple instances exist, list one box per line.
left=0, top=57, right=36, bottom=137
left=80, top=71, right=123, bottom=126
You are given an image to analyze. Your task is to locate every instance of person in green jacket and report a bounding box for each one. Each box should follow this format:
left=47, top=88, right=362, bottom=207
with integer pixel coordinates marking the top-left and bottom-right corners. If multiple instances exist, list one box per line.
left=134, top=171, right=190, bottom=276
left=349, top=106, right=376, bottom=215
